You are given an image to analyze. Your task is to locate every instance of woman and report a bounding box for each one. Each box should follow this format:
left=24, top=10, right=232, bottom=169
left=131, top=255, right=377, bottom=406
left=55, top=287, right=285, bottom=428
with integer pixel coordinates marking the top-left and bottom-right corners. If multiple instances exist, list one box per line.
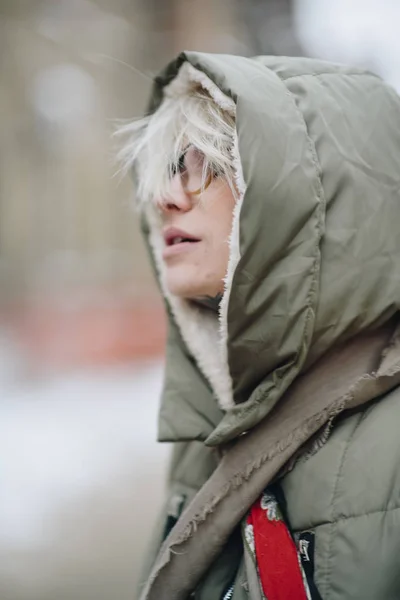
left=120, top=52, right=400, bottom=600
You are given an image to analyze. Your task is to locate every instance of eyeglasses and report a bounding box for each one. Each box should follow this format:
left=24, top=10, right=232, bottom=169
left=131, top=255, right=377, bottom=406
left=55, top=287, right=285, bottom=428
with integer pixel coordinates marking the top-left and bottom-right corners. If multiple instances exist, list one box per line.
left=170, top=146, right=215, bottom=196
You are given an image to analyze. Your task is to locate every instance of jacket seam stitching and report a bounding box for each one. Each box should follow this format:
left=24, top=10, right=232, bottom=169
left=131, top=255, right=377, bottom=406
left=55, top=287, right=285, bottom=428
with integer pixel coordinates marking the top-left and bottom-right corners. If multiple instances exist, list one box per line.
left=302, top=503, right=400, bottom=530
left=221, top=59, right=326, bottom=421
left=279, top=71, right=380, bottom=82
left=323, top=412, right=365, bottom=599
left=250, top=71, right=326, bottom=407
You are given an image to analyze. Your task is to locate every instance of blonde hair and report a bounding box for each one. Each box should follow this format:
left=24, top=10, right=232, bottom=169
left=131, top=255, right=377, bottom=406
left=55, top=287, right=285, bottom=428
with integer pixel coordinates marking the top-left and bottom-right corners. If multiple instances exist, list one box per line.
left=116, top=85, right=237, bottom=206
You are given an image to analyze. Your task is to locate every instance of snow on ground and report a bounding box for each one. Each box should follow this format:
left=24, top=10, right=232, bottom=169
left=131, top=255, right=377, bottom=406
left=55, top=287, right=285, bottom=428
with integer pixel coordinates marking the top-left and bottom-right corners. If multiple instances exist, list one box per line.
left=0, top=338, right=169, bottom=600
left=0, top=362, right=166, bottom=546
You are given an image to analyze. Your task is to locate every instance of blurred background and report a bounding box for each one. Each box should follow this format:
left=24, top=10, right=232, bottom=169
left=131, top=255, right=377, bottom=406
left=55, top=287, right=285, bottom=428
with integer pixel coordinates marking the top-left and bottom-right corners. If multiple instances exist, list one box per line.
left=1, top=1, right=399, bottom=598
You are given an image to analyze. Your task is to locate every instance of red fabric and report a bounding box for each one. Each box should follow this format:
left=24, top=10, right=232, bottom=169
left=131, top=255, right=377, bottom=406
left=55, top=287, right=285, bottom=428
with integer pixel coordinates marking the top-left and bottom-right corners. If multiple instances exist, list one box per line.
left=247, top=501, right=308, bottom=600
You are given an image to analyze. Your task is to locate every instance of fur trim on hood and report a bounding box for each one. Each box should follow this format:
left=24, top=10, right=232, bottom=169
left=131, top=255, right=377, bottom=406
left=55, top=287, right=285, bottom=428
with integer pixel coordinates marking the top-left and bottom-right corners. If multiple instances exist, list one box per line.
left=146, top=61, right=246, bottom=411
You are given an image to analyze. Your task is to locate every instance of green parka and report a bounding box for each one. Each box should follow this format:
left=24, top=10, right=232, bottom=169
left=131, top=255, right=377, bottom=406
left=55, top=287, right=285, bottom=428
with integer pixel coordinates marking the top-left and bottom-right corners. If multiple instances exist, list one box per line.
left=138, top=52, right=400, bottom=600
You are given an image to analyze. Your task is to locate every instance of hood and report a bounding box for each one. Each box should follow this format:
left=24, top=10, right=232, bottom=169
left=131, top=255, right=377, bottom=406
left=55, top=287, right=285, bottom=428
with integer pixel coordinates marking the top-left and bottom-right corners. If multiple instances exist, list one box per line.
left=142, top=51, right=400, bottom=446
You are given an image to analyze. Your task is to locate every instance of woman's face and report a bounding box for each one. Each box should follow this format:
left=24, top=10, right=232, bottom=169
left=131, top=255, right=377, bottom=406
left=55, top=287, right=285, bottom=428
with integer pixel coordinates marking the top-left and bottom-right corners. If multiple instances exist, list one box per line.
left=158, top=146, right=236, bottom=299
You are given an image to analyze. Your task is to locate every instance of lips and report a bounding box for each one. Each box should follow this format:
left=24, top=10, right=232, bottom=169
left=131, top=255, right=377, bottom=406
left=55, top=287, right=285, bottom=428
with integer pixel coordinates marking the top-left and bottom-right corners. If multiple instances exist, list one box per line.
left=162, top=227, right=201, bottom=259
left=163, top=227, right=200, bottom=247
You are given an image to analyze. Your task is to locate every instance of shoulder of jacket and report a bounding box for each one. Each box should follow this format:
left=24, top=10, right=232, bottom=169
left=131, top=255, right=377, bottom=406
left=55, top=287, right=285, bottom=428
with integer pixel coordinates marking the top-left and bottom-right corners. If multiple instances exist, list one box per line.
left=281, top=385, right=400, bottom=532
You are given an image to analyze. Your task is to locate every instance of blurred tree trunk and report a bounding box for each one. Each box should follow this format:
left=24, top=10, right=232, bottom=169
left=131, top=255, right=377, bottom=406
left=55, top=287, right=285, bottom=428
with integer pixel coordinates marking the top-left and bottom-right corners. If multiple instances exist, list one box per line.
left=235, top=0, right=305, bottom=56
left=171, top=0, right=227, bottom=54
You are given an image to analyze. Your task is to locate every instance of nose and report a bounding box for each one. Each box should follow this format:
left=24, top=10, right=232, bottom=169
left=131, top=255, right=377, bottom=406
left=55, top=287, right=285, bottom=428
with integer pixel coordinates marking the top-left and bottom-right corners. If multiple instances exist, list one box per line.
left=156, top=175, right=193, bottom=215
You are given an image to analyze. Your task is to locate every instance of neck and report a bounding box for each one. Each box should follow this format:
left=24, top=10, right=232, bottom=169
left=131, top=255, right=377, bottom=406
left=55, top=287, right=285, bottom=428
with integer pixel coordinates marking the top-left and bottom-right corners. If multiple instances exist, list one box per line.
left=192, top=293, right=223, bottom=313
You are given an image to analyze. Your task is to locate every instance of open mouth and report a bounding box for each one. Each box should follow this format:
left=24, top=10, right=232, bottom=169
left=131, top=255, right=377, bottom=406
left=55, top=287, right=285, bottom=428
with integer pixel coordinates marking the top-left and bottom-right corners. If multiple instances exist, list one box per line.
left=164, top=227, right=200, bottom=246
left=167, top=235, right=199, bottom=246
left=163, top=228, right=201, bottom=258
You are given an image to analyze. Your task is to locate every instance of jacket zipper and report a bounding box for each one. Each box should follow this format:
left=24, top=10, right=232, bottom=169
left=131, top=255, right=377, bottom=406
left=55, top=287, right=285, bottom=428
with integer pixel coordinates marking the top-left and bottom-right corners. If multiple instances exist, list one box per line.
left=222, top=583, right=234, bottom=600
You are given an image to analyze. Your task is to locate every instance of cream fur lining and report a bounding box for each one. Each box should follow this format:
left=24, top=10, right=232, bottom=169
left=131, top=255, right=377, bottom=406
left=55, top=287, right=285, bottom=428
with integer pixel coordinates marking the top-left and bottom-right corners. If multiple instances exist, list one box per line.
left=147, top=62, right=246, bottom=410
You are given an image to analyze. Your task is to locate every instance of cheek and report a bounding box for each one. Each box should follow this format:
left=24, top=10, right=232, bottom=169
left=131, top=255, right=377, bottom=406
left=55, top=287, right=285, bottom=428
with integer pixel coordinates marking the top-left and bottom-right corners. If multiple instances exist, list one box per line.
left=191, top=184, right=235, bottom=274
left=200, top=213, right=233, bottom=275
left=209, top=216, right=233, bottom=258
left=214, top=201, right=235, bottom=246
left=199, top=235, right=230, bottom=283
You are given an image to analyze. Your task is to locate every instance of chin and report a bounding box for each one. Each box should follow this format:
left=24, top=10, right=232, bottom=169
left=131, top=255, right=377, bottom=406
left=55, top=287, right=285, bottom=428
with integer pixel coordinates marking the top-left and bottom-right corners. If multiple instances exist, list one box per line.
left=166, top=278, right=202, bottom=299
left=165, top=270, right=213, bottom=299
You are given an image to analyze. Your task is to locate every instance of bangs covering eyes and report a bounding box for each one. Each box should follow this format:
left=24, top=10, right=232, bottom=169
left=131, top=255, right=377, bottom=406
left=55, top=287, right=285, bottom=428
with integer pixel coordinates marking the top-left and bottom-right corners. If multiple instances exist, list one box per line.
left=168, top=146, right=225, bottom=181
left=166, top=146, right=222, bottom=196
left=115, top=69, right=237, bottom=206
left=169, top=149, right=188, bottom=178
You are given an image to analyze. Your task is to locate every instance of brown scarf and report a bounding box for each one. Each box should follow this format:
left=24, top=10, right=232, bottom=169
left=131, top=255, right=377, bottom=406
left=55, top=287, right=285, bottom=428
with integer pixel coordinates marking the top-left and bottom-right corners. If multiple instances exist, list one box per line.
left=140, top=320, right=400, bottom=600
